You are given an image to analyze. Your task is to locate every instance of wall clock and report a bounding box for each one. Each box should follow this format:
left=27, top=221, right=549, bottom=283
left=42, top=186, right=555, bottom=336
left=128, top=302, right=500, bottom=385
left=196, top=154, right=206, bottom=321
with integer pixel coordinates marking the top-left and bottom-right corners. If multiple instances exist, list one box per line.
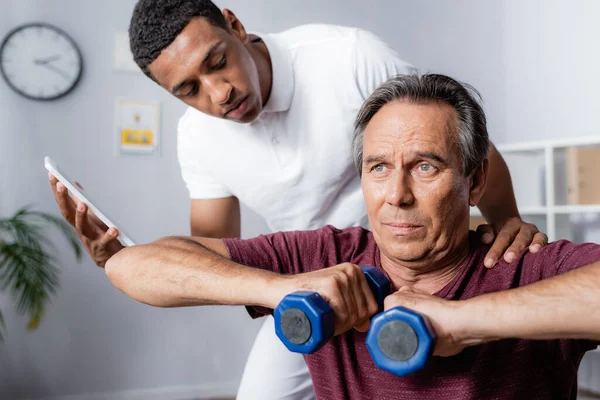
left=0, top=23, right=83, bottom=101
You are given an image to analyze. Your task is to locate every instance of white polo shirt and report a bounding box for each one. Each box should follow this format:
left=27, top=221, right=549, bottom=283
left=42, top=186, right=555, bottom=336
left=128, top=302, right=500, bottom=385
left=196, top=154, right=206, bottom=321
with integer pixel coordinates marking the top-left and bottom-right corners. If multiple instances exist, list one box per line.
left=177, top=24, right=415, bottom=232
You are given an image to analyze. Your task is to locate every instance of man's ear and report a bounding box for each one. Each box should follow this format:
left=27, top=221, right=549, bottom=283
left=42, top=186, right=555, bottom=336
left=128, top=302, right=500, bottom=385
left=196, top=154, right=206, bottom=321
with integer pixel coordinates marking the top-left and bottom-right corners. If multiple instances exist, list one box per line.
left=469, top=158, right=489, bottom=207
left=222, top=9, right=248, bottom=43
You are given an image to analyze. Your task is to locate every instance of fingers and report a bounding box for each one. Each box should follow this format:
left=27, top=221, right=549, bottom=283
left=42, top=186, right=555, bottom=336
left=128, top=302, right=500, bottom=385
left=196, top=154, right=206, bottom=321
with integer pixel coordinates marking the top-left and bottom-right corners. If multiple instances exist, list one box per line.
left=50, top=175, right=77, bottom=226
left=69, top=180, right=109, bottom=229
left=482, top=218, right=548, bottom=266
left=309, top=264, right=387, bottom=336
left=383, top=286, right=415, bottom=311
left=528, top=231, right=548, bottom=253
left=325, top=264, right=377, bottom=336
left=359, top=270, right=380, bottom=317
left=89, top=228, right=122, bottom=267
left=500, top=222, right=539, bottom=263
left=74, top=202, right=96, bottom=238
left=483, top=227, right=514, bottom=268
left=351, top=268, right=378, bottom=333
left=333, top=271, right=356, bottom=336
left=98, top=227, right=119, bottom=248
left=354, top=319, right=371, bottom=333
left=476, top=224, right=495, bottom=244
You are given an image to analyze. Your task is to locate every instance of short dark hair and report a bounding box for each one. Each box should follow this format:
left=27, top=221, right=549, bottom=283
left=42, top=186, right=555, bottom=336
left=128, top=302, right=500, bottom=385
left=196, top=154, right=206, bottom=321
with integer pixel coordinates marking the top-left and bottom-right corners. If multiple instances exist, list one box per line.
left=129, top=0, right=228, bottom=79
left=353, top=74, right=489, bottom=177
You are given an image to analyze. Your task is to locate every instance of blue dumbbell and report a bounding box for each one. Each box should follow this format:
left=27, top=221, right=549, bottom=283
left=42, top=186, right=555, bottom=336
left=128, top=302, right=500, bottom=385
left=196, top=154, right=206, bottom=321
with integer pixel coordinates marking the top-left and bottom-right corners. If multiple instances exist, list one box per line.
left=274, top=266, right=390, bottom=354
left=366, top=306, right=436, bottom=376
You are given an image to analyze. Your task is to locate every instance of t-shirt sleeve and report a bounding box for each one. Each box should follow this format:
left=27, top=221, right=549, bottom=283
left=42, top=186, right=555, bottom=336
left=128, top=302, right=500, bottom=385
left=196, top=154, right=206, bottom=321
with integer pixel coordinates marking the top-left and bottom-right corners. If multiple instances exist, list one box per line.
left=351, top=29, right=418, bottom=101
left=223, top=226, right=372, bottom=319
left=524, top=240, right=600, bottom=280
left=224, top=227, right=335, bottom=318
left=177, top=117, right=233, bottom=199
left=224, top=229, right=331, bottom=276
left=522, top=240, right=600, bottom=351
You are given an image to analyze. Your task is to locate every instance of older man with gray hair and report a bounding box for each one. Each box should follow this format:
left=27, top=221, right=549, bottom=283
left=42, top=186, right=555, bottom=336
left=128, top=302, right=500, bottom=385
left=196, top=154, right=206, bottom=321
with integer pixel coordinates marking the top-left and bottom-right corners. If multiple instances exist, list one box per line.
left=104, top=74, right=600, bottom=399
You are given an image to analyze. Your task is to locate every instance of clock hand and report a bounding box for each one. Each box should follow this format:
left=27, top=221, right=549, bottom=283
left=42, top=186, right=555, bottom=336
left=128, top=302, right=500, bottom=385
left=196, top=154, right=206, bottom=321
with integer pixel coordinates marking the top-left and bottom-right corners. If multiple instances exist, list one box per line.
left=33, top=55, right=62, bottom=65
left=39, top=63, right=71, bottom=81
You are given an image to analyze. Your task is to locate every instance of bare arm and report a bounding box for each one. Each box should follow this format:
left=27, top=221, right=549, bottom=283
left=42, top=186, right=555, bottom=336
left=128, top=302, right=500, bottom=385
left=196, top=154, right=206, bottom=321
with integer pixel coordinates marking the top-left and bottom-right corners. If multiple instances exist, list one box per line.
left=104, top=236, right=285, bottom=309
left=104, top=235, right=380, bottom=335
left=458, top=261, right=600, bottom=343
left=477, top=143, right=520, bottom=225
left=190, top=197, right=241, bottom=238
left=385, top=261, right=600, bottom=356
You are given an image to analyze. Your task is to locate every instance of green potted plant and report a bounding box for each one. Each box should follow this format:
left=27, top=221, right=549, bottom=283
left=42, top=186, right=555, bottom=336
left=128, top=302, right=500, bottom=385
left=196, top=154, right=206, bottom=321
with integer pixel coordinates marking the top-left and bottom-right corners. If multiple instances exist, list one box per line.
left=0, top=206, right=82, bottom=340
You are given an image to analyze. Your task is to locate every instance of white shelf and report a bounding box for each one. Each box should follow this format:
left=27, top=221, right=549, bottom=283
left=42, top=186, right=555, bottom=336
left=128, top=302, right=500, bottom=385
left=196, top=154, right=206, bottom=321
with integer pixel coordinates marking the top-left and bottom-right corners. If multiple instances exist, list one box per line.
left=497, top=135, right=600, bottom=153
left=471, top=205, right=600, bottom=218
left=552, top=205, right=600, bottom=214
left=470, top=206, right=547, bottom=218
left=520, top=207, right=549, bottom=215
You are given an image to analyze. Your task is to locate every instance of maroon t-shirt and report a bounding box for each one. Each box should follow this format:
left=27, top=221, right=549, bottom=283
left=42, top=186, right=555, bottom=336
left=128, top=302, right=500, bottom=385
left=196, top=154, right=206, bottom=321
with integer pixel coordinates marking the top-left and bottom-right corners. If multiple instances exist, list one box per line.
left=224, top=226, right=600, bottom=400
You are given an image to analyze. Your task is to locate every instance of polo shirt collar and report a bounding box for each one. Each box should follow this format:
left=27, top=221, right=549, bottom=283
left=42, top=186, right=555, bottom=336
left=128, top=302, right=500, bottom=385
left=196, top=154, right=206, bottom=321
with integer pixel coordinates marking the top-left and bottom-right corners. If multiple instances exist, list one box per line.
left=256, top=32, right=294, bottom=114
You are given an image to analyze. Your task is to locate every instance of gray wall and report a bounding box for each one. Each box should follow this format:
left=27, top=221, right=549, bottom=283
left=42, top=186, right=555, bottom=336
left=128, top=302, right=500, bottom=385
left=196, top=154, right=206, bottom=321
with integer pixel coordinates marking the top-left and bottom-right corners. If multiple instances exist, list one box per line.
left=0, top=0, right=599, bottom=398
left=0, top=1, right=266, bottom=398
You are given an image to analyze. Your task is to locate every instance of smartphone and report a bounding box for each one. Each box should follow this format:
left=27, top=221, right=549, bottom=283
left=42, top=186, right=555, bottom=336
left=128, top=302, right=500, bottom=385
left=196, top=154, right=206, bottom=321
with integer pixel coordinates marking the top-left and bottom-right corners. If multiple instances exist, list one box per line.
left=44, top=156, right=136, bottom=247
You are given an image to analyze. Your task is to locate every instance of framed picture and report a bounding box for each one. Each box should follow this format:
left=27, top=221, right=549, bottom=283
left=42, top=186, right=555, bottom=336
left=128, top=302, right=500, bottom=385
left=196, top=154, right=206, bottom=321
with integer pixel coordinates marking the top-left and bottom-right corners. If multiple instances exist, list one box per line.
left=114, top=98, right=160, bottom=156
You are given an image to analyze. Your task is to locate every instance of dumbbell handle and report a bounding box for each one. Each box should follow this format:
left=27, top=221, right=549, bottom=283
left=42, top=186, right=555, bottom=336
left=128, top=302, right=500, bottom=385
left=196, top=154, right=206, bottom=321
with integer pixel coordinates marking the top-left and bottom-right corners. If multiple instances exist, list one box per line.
left=366, top=306, right=436, bottom=376
left=274, top=266, right=390, bottom=354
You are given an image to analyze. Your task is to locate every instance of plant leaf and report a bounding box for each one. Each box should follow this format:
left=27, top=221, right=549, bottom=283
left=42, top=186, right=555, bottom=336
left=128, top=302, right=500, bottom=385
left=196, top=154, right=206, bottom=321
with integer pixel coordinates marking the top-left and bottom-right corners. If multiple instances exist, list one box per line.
left=27, top=210, right=82, bottom=261
left=0, top=243, right=59, bottom=330
left=0, top=206, right=82, bottom=335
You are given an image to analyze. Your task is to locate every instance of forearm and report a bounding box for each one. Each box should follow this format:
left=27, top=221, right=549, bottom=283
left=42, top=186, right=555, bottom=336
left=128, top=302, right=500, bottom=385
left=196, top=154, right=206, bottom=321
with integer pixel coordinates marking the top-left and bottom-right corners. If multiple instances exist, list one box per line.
left=456, top=262, right=600, bottom=346
left=478, top=143, right=520, bottom=225
left=104, top=237, right=287, bottom=309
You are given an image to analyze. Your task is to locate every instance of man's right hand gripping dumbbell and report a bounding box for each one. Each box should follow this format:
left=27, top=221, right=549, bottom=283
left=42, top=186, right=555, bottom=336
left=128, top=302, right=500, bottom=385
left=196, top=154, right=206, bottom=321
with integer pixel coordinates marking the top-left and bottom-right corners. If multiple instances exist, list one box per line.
left=274, top=263, right=385, bottom=353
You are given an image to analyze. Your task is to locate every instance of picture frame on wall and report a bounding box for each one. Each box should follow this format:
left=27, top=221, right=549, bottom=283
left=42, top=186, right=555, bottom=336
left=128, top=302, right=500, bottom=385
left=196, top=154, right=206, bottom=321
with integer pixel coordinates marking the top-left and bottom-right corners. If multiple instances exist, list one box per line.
left=114, top=98, right=160, bottom=157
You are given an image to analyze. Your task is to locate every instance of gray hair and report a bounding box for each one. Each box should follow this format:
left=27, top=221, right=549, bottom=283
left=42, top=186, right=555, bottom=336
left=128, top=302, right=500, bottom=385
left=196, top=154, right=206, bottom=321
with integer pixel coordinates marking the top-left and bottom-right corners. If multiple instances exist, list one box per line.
left=352, top=74, right=489, bottom=177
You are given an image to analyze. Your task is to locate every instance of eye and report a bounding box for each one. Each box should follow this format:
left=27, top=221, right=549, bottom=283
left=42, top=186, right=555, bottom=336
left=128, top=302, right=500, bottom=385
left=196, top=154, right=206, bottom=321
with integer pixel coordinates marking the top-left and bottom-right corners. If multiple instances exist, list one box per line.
left=213, top=55, right=227, bottom=70
left=416, top=163, right=438, bottom=175
left=182, top=83, right=198, bottom=97
left=372, top=164, right=385, bottom=172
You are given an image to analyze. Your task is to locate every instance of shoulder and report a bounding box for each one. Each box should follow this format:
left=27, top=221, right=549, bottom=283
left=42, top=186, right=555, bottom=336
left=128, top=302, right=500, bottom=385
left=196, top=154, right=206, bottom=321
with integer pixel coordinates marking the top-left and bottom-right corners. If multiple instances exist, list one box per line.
left=224, top=225, right=374, bottom=272
left=275, top=24, right=402, bottom=57
left=273, top=24, right=402, bottom=57
left=273, top=24, right=361, bottom=50
left=271, top=24, right=401, bottom=65
left=264, top=225, right=371, bottom=247
left=522, top=239, right=600, bottom=276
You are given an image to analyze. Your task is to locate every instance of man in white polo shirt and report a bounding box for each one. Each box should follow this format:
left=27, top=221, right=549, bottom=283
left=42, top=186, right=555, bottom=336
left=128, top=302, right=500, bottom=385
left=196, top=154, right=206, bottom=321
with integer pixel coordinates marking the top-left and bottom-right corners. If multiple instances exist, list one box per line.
left=49, top=0, right=548, bottom=399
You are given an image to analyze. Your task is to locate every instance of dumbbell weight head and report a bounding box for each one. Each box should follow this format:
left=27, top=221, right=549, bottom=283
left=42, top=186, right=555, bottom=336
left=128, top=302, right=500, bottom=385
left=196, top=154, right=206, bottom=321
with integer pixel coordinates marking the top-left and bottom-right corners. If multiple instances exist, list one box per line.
left=274, top=291, right=335, bottom=353
left=366, top=306, right=436, bottom=376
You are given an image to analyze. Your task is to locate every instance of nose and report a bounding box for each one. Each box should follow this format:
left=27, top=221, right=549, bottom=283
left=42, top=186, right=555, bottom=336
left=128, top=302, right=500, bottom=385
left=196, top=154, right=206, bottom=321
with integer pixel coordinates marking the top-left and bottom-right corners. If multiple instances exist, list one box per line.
left=385, top=170, right=414, bottom=208
left=202, top=76, right=232, bottom=105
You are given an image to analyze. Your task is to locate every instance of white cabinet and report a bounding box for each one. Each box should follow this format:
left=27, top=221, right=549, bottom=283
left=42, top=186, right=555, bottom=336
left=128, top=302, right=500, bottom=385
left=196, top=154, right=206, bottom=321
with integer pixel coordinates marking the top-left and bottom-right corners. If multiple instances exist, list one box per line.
left=472, top=136, right=600, bottom=242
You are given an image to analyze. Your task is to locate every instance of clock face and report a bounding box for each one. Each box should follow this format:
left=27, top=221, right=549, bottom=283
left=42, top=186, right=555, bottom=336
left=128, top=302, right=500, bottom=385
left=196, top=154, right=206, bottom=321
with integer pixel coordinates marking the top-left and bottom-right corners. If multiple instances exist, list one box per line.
left=0, top=23, right=83, bottom=101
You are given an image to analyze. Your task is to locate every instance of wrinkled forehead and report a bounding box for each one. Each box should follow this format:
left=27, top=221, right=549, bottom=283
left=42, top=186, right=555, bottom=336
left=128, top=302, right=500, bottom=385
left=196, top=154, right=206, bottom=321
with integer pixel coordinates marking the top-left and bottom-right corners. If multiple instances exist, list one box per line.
left=363, top=100, right=460, bottom=159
